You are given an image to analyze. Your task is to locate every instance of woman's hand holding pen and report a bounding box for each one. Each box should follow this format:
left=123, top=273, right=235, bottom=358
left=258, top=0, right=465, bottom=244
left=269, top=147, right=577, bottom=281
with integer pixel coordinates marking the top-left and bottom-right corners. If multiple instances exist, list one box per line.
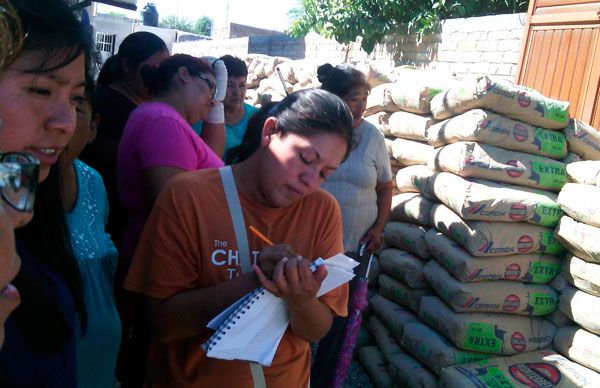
left=256, top=244, right=296, bottom=279
left=253, top=255, right=327, bottom=305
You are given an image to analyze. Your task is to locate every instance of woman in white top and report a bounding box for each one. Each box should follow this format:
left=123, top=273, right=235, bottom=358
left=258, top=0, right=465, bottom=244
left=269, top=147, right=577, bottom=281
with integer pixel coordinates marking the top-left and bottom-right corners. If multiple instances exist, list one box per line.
left=312, top=63, right=393, bottom=388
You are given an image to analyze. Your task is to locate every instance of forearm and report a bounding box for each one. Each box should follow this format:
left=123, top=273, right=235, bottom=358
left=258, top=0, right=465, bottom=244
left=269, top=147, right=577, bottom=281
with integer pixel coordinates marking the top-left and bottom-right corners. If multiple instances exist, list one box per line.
left=148, top=271, right=261, bottom=342
left=288, top=297, right=333, bottom=342
left=373, top=181, right=393, bottom=230
left=200, top=122, right=225, bottom=158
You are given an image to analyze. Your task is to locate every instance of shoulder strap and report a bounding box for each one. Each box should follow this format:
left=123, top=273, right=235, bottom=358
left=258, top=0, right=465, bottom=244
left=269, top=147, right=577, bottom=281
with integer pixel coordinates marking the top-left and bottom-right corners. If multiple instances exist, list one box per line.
left=219, top=166, right=266, bottom=388
left=219, top=166, right=252, bottom=273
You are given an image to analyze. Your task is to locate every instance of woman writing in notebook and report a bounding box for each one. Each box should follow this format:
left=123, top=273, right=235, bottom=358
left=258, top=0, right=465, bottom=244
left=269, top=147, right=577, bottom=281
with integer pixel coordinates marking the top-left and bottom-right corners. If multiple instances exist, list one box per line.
left=124, top=89, right=354, bottom=387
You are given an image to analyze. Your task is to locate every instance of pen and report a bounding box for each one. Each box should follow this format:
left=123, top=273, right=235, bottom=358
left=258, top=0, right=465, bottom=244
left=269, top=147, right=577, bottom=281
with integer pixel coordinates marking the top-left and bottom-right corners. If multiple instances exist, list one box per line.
left=249, top=225, right=274, bottom=246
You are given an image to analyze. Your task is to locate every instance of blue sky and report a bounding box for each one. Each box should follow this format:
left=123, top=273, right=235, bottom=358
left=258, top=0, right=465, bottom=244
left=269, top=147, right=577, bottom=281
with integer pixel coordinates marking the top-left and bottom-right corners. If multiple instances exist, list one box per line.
left=96, top=0, right=300, bottom=32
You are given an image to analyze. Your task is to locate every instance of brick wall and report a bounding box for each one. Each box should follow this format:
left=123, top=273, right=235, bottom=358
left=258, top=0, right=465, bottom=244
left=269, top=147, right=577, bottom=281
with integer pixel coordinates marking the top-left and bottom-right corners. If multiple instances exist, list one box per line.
left=173, top=12, right=526, bottom=79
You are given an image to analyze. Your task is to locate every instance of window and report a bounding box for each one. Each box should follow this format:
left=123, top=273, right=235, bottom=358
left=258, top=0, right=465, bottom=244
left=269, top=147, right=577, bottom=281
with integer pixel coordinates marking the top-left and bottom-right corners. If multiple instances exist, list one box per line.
left=96, top=33, right=116, bottom=54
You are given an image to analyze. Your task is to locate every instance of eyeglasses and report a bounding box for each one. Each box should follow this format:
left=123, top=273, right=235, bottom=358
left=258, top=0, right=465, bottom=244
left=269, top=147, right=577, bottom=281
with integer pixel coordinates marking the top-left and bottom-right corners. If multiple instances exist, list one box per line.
left=197, top=73, right=216, bottom=99
left=0, top=152, right=40, bottom=212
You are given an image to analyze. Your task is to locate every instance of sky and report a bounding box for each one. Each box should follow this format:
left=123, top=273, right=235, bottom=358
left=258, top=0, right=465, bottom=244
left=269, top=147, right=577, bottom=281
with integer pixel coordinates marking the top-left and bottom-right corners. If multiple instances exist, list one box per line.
left=96, top=0, right=300, bottom=32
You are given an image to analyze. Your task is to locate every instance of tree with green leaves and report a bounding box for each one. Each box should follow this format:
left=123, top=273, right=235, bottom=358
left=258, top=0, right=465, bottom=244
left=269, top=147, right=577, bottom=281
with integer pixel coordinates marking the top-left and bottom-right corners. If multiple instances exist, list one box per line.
left=194, top=16, right=212, bottom=36
left=141, top=3, right=159, bottom=27
left=160, top=15, right=194, bottom=32
left=289, top=0, right=528, bottom=53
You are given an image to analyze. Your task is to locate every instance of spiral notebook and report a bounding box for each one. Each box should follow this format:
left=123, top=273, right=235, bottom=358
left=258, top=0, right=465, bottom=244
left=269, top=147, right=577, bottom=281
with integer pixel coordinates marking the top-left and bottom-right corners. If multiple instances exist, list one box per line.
left=202, top=253, right=359, bottom=366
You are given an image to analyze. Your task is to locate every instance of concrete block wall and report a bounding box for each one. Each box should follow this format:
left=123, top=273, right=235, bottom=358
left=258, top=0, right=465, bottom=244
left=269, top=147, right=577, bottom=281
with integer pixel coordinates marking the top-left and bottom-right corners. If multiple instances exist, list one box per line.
left=172, top=12, right=526, bottom=79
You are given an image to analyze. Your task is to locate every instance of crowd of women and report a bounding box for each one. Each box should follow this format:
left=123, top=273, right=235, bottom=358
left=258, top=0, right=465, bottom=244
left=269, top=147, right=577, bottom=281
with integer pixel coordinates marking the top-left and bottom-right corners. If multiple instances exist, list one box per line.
left=0, top=0, right=392, bottom=387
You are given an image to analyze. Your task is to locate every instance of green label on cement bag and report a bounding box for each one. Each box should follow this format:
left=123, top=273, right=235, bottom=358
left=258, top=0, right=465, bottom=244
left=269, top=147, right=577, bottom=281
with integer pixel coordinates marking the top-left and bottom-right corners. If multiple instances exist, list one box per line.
left=529, top=292, right=557, bottom=315
left=455, top=351, right=490, bottom=365
left=474, top=366, right=515, bottom=388
left=529, top=261, right=561, bottom=283
left=529, top=161, right=567, bottom=189
left=464, top=323, right=502, bottom=353
left=540, top=231, right=566, bottom=254
left=541, top=101, right=569, bottom=124
left=533, top=203, right=562, bottom=227
left=534, top=128, right=567, bottom=158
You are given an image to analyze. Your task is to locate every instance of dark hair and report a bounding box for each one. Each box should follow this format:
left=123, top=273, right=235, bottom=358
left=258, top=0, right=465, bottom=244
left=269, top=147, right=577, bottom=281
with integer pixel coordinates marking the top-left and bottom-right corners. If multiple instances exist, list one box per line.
left=0, top=0, right=23, bottom=70
left=83, top=75, right=97, bottom=116
left=11, top=0, right=92, bottom=74
left=97, top=31, right=167, bottom=86
left=14, top=166, right=87, bottom=352
left=317, top=63, right=370, bottom=98
left=219, top=54, right=248, bottom=78
left=236, top=89, right=355, bottom=163
left=140, top=53, right=214, bottom=96
left=9, top=0, right=88, bottom=353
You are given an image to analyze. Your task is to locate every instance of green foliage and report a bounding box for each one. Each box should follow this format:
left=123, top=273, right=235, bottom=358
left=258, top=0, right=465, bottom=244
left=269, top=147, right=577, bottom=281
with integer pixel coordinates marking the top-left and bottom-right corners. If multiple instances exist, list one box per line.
left=289, top=0, right=528, bottom=53
left=194, top=16, right=212, bottom=36
left=160, top=15, right=193, bottom=32
left=160, top=15, right=213, bottom=36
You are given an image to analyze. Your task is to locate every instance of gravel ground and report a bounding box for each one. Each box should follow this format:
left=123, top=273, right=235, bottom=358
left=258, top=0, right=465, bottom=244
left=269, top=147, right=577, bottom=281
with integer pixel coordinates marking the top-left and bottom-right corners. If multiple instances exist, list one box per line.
left=310, top=343, right=374, bottom=388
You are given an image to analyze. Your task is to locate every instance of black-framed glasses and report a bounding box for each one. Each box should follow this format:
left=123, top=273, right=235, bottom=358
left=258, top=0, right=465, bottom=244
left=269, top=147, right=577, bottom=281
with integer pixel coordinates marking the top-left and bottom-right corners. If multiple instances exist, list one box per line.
left=0, top=152, right=40, bottom=212
left=197, top=73, right=216, bottom=99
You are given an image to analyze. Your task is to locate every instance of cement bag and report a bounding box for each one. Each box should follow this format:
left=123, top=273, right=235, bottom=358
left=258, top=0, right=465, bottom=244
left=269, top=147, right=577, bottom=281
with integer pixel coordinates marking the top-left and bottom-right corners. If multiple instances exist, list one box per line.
left=419, top=296, right=557, bottom=355
left=439, top=350, right=600, bottom=388
left=387, top=111, right=435, bottom=142
left=367, top=255, right=380, bottom=287
left=562, top=152, right=583, bottom=164
left=379, top=274, right=433, bottom=314
left=558, top=183, right=600, bottom=227
left=358, top=346, right=396, bottom=388
left=555, top=216, right=600, bottom=264
left=379, top=248, right=429, bottom=289
left=566, top=161, right=600, bottom=185
left=424, top=260, right=558, bottom=315
left=365, top=111, right=391, bottom=136
left=383, top=222, right=431, bottom=259
left=368, top=315, right=403, bottom=364
left=563, top=254, right=600, bottom=297
left=427, top=109, right=567, bottom=159
left=429, top=76, right=570, bottom=129
left=431, top=204, right=565, bottom=257
left=388, top=353, right=437, bottom=388
left=424, top=229, right=562, bottom=283
left=401, top=322, right=490, bottom=375
left=357, top=324, right=375, bottom=348
left=390, top=67, right=456, bottom=114
left=554, top=326, right=600, bottom=373
left=391, top=138, right=434, bottom=166
left=395, top=165, right=436, bottom=200
left=355, top=62, right=393, bottom=88
left=547, top=310, right=573, bottom=328
left=559, top=285, right=600, bottom=335
left=564, top=119, right=600, bottom=160
left=431, top=141, right=568, bottom=191
left=390, top=193, right=435, bottom=227
left=365, top=83, right=399, bottom=117
left=370, top=293, right=419, bottom=342
left=431, top=171, right=562, bottom=227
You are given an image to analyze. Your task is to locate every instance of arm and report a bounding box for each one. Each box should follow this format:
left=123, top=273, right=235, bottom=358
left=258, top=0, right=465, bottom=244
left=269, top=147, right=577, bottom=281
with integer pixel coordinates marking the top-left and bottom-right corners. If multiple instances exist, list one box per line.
left=142, top=166, right=187, bottom=205
left=147, top=271, right=260, bottom=343
left=254, top=257, right=333, bottom=342
left=199, top=122, right=225, bottom=158
left=146, top=243, right=294, bottom=343
left=361, top=180, right=393, bottom=252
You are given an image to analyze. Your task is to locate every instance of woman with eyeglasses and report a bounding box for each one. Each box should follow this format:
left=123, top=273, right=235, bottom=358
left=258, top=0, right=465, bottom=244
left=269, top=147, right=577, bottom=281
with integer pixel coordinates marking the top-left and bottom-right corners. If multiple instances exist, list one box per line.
left=116, top=54, right=224, bottom=385
left=0, top=0, right=91, bottom=386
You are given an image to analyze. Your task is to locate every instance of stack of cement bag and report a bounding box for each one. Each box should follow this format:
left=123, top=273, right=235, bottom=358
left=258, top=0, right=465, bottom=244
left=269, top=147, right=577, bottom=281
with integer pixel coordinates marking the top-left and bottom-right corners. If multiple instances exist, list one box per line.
left=363, top=68, right=457, bottom=195
left=548, top=155, right=600, bottom=376
left=358, top=76, right=575, bottom=387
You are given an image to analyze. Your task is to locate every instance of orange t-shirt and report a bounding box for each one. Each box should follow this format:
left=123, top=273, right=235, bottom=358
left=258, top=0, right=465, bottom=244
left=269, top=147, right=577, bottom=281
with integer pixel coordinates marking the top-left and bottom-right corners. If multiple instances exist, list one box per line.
left=124, top=169, right=348, bottom=387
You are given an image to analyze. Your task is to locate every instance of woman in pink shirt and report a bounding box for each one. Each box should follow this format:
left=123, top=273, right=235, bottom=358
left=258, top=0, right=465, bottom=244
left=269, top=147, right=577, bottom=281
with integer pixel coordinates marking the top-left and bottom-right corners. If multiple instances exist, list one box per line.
left=116, top=55, right=224, bottom=384
left=117, top=54, right=224, bottom=273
